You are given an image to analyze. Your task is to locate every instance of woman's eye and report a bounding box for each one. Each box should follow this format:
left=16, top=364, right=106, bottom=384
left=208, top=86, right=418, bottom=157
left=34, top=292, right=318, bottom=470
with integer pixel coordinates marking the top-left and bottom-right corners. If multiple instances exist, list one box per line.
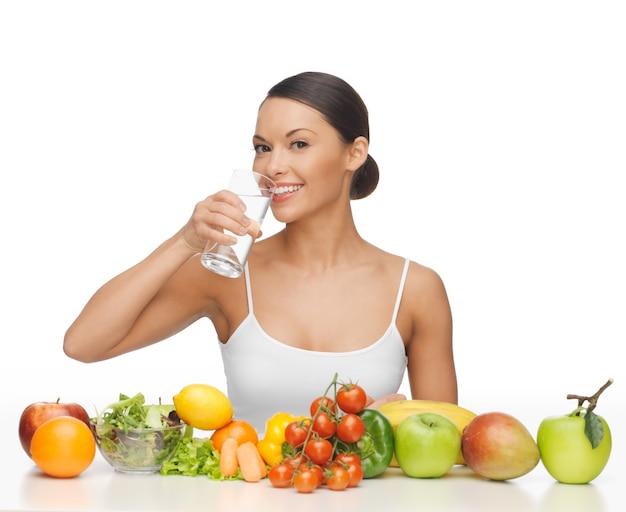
left=254, top=144, right=271, bottom=153
left=291, top=140, right=308, bottom=149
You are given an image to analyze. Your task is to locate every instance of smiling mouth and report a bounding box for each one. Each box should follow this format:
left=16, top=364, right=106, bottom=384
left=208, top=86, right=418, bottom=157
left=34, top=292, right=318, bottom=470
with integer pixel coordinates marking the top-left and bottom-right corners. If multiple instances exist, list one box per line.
left=272, top=184, right=303, bottom=196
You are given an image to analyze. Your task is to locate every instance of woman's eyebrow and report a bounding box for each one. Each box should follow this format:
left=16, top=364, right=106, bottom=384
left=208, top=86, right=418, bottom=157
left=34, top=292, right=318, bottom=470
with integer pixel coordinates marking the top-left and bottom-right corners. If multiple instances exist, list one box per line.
left=253, top=128, right=316, bottom=142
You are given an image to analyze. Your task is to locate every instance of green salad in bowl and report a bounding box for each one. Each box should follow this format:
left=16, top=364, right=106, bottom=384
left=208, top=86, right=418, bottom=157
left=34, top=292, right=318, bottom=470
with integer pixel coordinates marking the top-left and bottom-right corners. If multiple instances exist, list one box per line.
left=90, top=392, right=188, bottom=473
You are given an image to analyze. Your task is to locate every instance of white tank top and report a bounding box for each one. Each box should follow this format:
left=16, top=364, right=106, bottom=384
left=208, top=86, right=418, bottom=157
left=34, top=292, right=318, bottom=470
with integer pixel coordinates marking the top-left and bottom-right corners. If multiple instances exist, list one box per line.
left=219, top=259, right=410, bottom=432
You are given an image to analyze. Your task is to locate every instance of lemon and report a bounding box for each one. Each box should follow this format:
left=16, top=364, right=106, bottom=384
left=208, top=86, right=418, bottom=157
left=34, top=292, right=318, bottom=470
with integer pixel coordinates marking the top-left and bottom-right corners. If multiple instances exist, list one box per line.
left=173, top=384, right=234, bottom=431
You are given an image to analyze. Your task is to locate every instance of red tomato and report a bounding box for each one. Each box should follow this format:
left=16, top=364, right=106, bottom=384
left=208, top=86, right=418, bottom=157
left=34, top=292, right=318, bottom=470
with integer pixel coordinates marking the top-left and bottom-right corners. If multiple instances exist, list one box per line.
left=284, top=420, right=309, bottom=448
left=294, top=468, right=318, bottom=494
left=336, top=413, right=366, bottom=443
left=343, top=460, right=363, bottom=487
left=325, top=465, right=350, bottom=491
left=311, top=411, right=337, bottom=439
left=336, top=383, right=367, bottom=414
left=281, top=456, right=300, bottom=469
left=334, top=452, right=361, bottom=467
left=310, top=396, right=336, bottom=416
left=280, top=456, right=302, bottom=473
left=268, top=462, right=294, bottom=488
left=298, top=462, right=324, bottom=488
left=304, top=438, right=333, bottom=466
left=333, top=453, right=363, bottom=487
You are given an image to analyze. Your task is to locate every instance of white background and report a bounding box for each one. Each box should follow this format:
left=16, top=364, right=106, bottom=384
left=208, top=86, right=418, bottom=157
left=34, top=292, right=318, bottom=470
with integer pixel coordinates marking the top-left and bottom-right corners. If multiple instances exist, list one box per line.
left=1, top=0, right=624, bottom=498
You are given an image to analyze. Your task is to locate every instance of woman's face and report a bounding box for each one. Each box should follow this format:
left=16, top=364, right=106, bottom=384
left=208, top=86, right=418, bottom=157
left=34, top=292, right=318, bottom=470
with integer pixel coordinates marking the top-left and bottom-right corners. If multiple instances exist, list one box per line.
left=252, top=97, right=355, bottom=223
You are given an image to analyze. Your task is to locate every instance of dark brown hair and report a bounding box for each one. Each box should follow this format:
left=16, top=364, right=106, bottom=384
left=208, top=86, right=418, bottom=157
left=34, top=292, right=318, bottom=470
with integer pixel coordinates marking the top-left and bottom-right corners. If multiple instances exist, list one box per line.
left=264, top=72, right=379, bottom=200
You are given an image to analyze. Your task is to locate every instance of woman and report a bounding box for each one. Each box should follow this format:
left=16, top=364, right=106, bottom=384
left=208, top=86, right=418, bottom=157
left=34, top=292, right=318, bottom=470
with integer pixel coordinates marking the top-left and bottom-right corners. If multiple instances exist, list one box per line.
left=64, top=71, right=457, bottom=431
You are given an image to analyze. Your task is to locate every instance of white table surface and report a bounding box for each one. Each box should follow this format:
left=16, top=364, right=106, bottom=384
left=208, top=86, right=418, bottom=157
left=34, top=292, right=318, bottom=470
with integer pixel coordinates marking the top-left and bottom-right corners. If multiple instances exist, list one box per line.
left=4, top=398, right=624, bottom=512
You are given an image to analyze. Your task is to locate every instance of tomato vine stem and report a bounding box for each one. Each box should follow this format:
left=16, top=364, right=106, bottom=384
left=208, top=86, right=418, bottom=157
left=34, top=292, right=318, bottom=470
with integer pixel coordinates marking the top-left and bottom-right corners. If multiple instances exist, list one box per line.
left=289, top=373, right=340, bottom=483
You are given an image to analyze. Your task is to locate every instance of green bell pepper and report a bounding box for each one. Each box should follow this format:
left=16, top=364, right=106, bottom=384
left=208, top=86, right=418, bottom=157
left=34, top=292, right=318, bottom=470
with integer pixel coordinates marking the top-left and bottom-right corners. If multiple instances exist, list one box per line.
left=355, top=408, right=395, bottom=478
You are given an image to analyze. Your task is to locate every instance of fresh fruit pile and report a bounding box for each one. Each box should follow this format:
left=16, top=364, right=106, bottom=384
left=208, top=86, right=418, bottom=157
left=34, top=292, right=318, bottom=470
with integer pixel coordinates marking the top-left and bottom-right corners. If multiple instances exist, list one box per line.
left=266, top=374, right=394, bottom=493
left=18, top=398, right=95, bottom=478
left=18, top=399, right=91, bottom=459
left=17, top=378, right=614, bottom=486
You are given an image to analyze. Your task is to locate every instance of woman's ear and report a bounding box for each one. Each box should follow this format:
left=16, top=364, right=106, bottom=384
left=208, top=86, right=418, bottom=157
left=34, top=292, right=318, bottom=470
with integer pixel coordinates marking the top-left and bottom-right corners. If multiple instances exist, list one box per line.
left=346, top=136, right=369, bottom=171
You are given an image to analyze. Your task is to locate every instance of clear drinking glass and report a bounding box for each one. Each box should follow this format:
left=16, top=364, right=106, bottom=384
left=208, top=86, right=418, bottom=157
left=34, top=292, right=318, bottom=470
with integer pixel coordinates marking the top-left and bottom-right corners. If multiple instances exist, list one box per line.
left=200, top=169, right=274, bottom=278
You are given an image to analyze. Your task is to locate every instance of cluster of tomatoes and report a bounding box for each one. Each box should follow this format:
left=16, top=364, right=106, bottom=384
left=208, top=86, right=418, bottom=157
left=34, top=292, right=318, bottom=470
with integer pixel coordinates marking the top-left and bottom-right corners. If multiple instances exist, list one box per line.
left=268, top=381, right=368, bottom=493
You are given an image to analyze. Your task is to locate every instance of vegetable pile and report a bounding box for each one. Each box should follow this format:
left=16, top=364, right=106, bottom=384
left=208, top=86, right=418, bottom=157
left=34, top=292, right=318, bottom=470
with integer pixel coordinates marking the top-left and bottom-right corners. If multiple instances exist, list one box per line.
left=158, top=374, right=394, bottom=491
left=267, top=374, right=394, bottom=493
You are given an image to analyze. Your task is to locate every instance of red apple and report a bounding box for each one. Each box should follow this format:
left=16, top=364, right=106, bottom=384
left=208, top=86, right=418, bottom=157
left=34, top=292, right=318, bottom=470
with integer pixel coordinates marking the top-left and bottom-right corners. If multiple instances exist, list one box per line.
left=18, top=399, right=91, bottom=458
left=461, top=411, right=540, bottom=480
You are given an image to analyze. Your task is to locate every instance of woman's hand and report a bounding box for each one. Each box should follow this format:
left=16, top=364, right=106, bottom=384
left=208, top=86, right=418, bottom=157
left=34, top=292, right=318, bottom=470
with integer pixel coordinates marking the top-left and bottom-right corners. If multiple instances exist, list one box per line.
left=366, top=393, right=407, bottom=409
left=181, top=189, right=252, bottom=253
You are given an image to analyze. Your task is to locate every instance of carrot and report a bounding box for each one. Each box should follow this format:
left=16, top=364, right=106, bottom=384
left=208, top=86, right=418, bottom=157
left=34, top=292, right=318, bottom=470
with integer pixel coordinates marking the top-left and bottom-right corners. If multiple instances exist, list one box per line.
left=219, top=437, right=239, bottom=478
left=236, top=441, right=267, bottom=482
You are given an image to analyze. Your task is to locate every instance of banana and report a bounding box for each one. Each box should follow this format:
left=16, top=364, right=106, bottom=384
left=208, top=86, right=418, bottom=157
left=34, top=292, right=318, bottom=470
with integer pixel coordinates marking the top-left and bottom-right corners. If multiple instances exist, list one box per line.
left=377, top=399, right=478, bottom=466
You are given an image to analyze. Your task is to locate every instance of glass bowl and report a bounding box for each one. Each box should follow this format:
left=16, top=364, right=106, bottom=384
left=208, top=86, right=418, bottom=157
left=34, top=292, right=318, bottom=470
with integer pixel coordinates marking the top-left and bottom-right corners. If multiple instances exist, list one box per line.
left=89, top=420, right=185, bottom=473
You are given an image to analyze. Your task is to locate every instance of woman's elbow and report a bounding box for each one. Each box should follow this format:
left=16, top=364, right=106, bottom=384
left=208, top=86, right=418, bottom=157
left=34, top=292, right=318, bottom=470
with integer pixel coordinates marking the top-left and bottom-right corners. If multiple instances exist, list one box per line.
left=63, top=330, right=97, bottom=363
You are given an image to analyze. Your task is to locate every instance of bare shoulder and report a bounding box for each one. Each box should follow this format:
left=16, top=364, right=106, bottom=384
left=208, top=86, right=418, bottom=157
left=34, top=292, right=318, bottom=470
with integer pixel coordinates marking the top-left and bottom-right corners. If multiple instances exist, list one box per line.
left=376, top=250, right=446, bottom=292
left=401, top=259, right=451, bottom=318
left=394, top=259, right=452, bottom=350
left=405, top=260, right=447, bottom=292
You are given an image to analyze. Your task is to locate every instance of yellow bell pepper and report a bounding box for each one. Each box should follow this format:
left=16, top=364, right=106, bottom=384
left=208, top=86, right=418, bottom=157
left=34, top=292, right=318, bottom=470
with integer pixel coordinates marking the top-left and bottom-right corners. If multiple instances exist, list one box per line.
left=257, top=412, right=305, bottom=466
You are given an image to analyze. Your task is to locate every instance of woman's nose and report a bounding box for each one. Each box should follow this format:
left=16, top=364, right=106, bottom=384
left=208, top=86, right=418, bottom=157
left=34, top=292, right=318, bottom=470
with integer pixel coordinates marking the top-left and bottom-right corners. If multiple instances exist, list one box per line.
left=264, top=151, right=289, bottom=180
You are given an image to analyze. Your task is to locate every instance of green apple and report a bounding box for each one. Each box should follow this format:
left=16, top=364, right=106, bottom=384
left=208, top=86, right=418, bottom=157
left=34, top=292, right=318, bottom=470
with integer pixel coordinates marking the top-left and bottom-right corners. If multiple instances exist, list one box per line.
left=461, top=411, right=540, bottom=481
left=394, top=412, right=461, bottom=478
left=537, top=378, right=614, bottom=484
left=537, top=414, right=611, bottom=484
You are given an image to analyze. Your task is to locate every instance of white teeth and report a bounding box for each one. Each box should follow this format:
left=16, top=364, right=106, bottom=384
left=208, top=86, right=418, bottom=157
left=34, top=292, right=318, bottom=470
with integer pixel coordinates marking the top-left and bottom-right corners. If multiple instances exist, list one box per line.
left=273, top=185, right=303, bottom=195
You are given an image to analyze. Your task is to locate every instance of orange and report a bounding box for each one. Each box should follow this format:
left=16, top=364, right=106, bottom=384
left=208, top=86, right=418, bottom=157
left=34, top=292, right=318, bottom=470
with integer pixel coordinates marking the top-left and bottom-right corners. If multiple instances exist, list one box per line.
left=30, top=415, right=96, bottom=478
left=210, top=419, right=259, bottom=452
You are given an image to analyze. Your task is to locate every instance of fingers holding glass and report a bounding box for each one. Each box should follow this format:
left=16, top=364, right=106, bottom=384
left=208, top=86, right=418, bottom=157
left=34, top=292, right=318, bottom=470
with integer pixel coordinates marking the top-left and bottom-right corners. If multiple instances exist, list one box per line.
left=201, top=169, right=274, bottom=278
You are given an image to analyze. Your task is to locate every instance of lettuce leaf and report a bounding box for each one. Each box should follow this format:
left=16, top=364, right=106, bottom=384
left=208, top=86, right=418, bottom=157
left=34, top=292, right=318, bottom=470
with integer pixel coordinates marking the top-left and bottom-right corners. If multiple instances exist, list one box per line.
left=93, top=393, right=176, bottom=430
left=159, top=437, right=243, bottom=480
left=95, top=392, right=147, bottom=428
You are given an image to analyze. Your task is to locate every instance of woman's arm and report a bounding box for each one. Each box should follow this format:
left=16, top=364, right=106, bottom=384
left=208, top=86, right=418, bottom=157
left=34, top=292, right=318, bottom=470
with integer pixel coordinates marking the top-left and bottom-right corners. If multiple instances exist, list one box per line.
left=63, top=232, right=201, bottom=362
left=63, top=189, right=251, bottom=362
left=403, top=263, right=458, bottom=404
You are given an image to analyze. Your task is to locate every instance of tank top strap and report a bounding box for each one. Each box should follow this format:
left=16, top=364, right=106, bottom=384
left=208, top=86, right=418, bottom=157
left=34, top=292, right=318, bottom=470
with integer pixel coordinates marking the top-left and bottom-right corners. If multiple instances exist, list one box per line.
left=392, top=259, right=410, bottom=323
left=243, top=262, right=254, bottom=313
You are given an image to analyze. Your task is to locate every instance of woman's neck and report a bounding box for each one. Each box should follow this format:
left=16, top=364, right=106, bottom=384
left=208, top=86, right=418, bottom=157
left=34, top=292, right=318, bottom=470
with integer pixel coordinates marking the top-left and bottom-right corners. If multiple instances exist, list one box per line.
left=278, top=215, right=368, bottom=273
